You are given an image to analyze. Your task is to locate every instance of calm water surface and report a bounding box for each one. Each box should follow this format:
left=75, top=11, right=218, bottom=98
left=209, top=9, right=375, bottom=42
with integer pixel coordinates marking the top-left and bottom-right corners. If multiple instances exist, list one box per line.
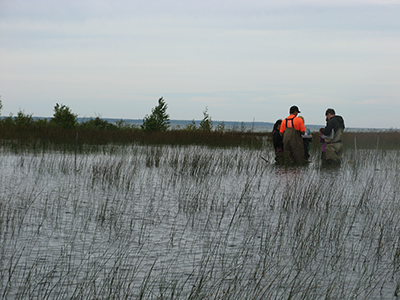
left=0, top=145, right=399, bottom=299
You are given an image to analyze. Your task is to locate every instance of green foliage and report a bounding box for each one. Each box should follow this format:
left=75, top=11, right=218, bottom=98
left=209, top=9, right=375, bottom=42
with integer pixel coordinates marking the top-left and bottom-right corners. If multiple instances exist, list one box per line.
left=35, top=118, right=49, bottom=128
left=0, top=96, right=3, bottom=116
left=240, top=122, right=246, bottom=133
left=141, top=97, right=170, bottom=132
left=215, top=121, right=226, bottom=133
left=2, top=114, right=14, bottom=127
left=185, top=120, right=198, bottom=131
left=116, top=119, right=137, bottom=130
left=14, top=110, right=34, bottom=127
left=0, top=110, right=34, bottom=127
left=80, top=116, right=117, bottom=130
left=199, top=107, right=213, bottom=132
left=50, top=103, right=78, bottom=129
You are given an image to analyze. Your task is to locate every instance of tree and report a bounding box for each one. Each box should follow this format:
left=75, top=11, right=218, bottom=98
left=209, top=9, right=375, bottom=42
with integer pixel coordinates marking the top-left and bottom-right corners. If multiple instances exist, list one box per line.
left=199, top=107, right=213, bottom=132
left=50, top=103, right=78, bottom=129
left=141, top=97, right=170, bottom=132
left=0, top=95, right=3, bottom=116
left=14, top=109, right=33, bottom=127
left=81, top=117, right=117, bottom=130
left=215, top=121, right=226, bottom=133
left=185, top=120, right=197, bottom=131
left=116, top=119, right=137, bottom=130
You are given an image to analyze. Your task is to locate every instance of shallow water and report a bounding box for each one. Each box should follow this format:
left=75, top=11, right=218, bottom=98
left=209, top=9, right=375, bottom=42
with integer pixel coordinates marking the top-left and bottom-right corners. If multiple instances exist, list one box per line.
left=1, top=145, right=400, bottom=299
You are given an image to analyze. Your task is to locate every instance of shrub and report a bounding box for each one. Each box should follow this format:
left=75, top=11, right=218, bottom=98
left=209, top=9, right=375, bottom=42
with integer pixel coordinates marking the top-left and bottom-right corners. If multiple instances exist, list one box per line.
left=80, top=117, right=117, bottom=130
left=116, top=119, right=138, bottom=131
left=215, top=121, right=226, bottom=133
left=185, top=120, right=198, bottom=131
left=50, top=103, right=77, bottom=129
left=14, top=110, right=34, bottom=127
left=141, top=97, right=170, bottom=132
left=199, top=107, right=213, bottom=132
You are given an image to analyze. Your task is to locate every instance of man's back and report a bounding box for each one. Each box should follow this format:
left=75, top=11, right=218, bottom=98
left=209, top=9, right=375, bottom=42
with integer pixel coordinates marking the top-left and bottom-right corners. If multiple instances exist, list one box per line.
left=280, top=115, right=306, bottom=134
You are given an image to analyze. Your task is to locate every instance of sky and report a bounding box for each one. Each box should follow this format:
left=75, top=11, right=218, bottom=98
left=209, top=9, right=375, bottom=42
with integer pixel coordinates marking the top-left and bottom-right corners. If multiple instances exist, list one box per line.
left=1, top=0, right=399, bottom=129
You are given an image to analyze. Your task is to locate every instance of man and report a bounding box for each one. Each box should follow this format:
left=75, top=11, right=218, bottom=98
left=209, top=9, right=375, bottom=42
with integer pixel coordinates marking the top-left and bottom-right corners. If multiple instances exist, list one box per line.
left=280, top=105, right=306, bottom=164
left=272, top=119, right=284, bottom=164
left=319, top=108, right=345, bottom=165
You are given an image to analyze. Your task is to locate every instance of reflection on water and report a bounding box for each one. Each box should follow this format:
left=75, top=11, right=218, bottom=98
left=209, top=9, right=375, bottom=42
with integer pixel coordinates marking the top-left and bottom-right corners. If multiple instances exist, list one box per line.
left=0, top=146, right=400, bottom=299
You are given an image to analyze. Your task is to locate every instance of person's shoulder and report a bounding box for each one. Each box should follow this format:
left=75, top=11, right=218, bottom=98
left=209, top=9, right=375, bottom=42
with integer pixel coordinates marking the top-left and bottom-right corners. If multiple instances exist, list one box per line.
left=334, top=115, right=345, bottom=128
left=337, top=115, right=344, bottom=121
left=294, top=116, right=303, bottom=121
left=332, top=115, right=344, bottom=123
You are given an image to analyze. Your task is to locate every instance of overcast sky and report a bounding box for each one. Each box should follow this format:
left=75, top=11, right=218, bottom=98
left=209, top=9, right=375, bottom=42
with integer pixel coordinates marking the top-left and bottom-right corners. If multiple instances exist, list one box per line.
left=1, top=0, right=399, bottom=128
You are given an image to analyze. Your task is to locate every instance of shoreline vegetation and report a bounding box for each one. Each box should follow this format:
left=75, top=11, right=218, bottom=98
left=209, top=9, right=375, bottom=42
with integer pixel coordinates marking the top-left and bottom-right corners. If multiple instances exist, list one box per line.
left=0, top=116, right=398, bottom=151
left=1, top=117, right=399, bottom=151
left=0, top=100, right=398, bottom=151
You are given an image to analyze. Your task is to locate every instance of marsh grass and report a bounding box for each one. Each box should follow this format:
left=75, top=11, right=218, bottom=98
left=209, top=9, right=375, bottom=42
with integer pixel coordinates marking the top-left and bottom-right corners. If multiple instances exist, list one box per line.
left=1, top=144, right=400, bottom=299
left=309, top=131, right=400, bottom=151
left=0, top=126, right=267, bottom=153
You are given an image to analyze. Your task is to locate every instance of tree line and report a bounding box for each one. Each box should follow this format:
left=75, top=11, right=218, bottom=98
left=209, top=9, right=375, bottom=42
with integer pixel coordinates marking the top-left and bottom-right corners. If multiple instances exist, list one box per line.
left=0, top=97, right=218, bottom=132
left=0, top=97, right=396, bottom=150
left=0, top=97, right=267, bottom=150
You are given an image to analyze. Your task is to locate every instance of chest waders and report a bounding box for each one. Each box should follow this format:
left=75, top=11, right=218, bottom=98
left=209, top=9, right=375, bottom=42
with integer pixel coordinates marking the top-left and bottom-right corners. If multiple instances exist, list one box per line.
left=324, top=128, right=344, bottom=164
left=282, top=116, right=305, bottom=164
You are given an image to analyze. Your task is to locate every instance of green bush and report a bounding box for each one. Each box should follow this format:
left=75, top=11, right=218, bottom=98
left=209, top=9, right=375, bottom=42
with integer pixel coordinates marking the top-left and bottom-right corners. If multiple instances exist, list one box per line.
left=50, top=103, right=78, bottom=129
left=184, top=120, right=198, bottom=131
left=141, top=97, right=170, bottom=132
left=14, top=110, right=34, bottom=127
left=80, top=117, right=117, bottom=130
left=199, top=107, right=213, bottom=132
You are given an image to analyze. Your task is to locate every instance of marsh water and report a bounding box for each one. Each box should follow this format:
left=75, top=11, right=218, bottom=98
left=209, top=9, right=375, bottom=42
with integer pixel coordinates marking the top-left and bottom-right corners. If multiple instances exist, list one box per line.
left=1, top=144, right=400, bottom=299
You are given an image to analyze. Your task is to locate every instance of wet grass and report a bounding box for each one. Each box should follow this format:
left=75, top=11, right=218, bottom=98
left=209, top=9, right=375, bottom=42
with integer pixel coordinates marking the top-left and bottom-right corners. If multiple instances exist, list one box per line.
left=0, top=126, right=267, bottom=152
left=0, top=145, right=400, bottom=299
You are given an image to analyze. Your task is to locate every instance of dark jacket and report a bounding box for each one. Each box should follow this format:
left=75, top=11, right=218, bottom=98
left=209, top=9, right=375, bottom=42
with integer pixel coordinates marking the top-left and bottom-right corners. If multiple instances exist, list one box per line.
left=320, top=115, right=345, bottom=137
left=272, top=129, right=283, bottom=151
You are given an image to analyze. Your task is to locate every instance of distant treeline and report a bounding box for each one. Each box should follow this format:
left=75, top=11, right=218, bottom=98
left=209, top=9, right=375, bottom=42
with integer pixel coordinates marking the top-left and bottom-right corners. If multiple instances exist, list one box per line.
left=0, top=100, right=398, bottom=151
left=0, top=101, right=269, bottom=150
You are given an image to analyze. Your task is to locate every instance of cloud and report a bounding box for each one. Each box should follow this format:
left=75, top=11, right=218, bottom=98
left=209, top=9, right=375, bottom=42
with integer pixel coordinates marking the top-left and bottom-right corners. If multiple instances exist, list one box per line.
left=0, top=0, right=399, bottom=128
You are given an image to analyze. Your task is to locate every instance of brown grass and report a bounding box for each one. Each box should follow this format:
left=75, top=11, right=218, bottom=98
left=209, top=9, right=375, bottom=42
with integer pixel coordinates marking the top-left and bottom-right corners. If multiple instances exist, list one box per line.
left=0, top=126, right=268, bottom=149
left=308, top=131, right=399, bottom=150
left=1, top=124, right=398, bottom=151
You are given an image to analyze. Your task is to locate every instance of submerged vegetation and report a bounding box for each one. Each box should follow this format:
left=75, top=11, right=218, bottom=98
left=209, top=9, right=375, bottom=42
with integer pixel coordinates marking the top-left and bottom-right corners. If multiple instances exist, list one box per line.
left=0, top=144, right=400, bottom=299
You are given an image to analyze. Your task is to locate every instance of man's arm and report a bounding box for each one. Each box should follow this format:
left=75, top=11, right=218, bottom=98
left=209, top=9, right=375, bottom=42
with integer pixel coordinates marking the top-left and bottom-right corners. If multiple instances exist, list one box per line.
left=279, top=119, right=286, bottom=136
left=297, top=118, right=306, bottom=135
left=320, top=120, right=334, bottom=136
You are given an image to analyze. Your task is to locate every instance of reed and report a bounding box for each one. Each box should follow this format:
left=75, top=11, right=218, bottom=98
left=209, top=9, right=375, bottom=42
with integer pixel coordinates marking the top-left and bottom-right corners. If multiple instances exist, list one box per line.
left=0, top=125, right=267, bottom=152
left=0, top=145, right=400, bottom=298
left=309, top=131, right=400, bottom=150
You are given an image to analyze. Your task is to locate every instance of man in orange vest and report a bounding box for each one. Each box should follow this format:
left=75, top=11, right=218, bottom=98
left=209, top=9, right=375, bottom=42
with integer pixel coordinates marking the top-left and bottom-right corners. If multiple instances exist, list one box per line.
left=279, top=105, right=307, bottom=164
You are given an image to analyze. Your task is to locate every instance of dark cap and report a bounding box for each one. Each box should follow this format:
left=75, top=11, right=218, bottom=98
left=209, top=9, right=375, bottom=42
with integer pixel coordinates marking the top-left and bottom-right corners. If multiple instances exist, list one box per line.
left=290, top=105, right=300, bottom=114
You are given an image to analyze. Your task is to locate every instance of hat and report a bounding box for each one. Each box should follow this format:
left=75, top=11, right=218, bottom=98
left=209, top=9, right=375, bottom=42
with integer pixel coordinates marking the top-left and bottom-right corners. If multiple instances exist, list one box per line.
left=290, top=105, right=301, bottom=114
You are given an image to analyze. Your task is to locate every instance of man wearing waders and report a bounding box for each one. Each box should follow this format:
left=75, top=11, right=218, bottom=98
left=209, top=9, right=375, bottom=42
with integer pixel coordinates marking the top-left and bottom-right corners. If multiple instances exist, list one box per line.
left=279, top=106, right=307, bottom=164
left=319, top=108, right=345, bottom=165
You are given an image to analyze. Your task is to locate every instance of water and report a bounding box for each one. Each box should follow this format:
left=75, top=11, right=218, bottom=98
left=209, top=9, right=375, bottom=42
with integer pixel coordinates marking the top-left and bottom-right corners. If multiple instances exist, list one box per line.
left=0, top=145, right=400, bottom=299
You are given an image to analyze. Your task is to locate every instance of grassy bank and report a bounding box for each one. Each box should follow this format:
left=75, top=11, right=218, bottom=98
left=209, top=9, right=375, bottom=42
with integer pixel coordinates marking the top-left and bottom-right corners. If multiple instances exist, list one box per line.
left=0, top=127, right=267, bottom=152
left=1, top=123, right=398, bottom=153
left=309, top=131, right=399, bottom=151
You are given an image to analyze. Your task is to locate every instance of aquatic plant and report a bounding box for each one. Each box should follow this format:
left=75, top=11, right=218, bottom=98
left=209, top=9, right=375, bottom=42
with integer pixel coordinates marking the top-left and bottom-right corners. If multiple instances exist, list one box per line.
left=0, top=145, right=399, bottom=298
